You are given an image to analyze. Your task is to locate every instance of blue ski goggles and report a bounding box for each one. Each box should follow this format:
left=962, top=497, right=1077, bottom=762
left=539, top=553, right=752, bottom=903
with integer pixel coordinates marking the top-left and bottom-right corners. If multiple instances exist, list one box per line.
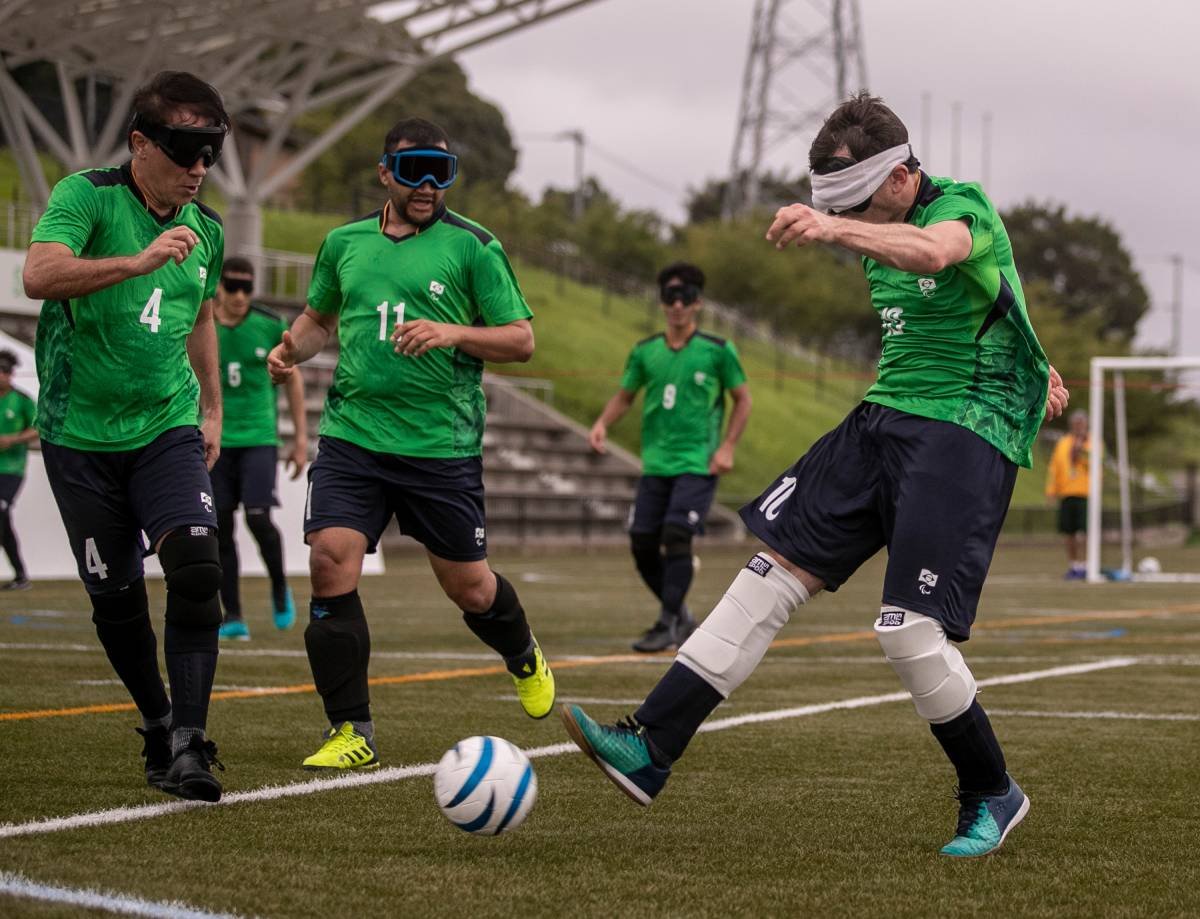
left=379, top=148, right=458, bottom=189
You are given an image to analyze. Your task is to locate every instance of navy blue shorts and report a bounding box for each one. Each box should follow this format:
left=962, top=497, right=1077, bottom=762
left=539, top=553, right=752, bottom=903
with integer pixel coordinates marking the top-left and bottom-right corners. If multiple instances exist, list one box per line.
left=41, top=426, right=217, bottom=594
left=211, top=445, right=279, bottom=512
left=739, top=403, right=1017, bottom=641
left=0, top=473, right=22, bottom=509
left=304, top=436, right=487, bottom=561
left=629, top=474, right=718, bottom=535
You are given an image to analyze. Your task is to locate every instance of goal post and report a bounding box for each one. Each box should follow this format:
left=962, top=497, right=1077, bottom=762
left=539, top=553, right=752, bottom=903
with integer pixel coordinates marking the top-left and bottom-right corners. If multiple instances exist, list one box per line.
left=1086, top=355, right=1200, bottom=583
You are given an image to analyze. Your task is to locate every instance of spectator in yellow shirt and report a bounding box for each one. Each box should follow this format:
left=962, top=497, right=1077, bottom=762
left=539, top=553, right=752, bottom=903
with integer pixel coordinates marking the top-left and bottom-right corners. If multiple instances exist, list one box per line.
left=1046, top=410, right=1090, bottom=579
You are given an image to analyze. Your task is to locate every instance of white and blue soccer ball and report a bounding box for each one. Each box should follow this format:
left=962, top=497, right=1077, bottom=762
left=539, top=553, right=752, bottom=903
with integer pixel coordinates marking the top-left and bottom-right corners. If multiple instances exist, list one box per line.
left=434, top=736, right=537, bottom=836
left=1136, top=556, right=1162, bottom=574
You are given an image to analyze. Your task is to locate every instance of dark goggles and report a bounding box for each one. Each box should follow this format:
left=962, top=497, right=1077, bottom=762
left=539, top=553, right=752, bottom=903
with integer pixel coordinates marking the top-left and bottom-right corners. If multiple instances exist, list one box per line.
left=661, top=283, right=701, bottom=306
left=132, top=115, right=226, bottom=168
left=221, top=277, right=253, bottom=295
left=379, top=148, right=458, bottom=189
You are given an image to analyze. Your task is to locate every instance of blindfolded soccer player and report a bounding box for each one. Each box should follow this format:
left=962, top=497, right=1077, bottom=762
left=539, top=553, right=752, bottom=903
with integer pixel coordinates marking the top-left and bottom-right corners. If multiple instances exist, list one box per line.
left=564, top=92, right=1069, bottom=858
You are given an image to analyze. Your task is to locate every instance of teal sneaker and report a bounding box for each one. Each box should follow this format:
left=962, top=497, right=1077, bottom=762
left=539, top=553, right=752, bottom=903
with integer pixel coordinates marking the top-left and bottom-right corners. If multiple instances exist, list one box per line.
left=273, top=587, right=296, bottom=631
left=940, top=775, right=1030, bottom=857
left=218, top=618, right=250, bottom=641
left=561, top=704, right=670, bottom=806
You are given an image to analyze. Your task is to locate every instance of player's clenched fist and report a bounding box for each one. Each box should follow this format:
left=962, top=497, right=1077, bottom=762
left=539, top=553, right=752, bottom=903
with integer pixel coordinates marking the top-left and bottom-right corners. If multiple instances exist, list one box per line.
left=267, top=330, right=300, bottom=384
left=133, top=226, right=199, bottom=275
left=1043, top=364, right=1069, bottom=422
left=392, top=318, right=462, bottom=357
left=765, top=203, right=836, bottom=250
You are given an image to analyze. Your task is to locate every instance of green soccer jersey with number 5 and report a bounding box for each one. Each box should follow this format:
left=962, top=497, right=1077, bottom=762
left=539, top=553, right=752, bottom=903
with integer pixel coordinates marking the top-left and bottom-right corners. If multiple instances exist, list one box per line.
left=217, top=305, right=290, bottom=448
left=307, top=205, right=532, bottom=458
left=31, top=165, right=223, bottom=451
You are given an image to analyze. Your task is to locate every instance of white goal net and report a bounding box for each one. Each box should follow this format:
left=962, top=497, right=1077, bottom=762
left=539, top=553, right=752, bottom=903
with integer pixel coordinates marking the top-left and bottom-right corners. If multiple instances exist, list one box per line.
left=1086, top=355, right=1200, bottom=583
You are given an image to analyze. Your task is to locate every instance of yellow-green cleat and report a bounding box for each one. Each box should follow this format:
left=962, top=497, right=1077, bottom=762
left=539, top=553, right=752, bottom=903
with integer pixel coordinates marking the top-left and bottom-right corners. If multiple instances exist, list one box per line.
left=301, top=722, right=380, bottom=771
left=512, top=639, right=555, bottom=719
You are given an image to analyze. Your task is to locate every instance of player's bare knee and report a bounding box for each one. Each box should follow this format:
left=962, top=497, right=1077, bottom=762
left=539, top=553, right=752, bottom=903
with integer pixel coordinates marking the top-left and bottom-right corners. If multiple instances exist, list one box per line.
left=449, top=571, right=496, bottom=614
left=874, top=607, right=976, bottom=723
left=158, top=526, right=222, bottom=629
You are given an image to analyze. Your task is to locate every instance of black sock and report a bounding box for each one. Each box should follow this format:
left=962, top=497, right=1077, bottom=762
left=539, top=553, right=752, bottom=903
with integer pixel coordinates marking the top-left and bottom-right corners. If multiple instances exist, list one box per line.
left=306, top=590, right=371, bottom=724
left=660, top=552, right=694, bottom=617
left=930, top=699, right=1008, bottom=794
left=160, top=532, right=222, bottom=732
left=635, top=662, right=723, bottom=766
left=0, top=509, right=26, bottom=580
left=91, top=580, right=171, bottom=721
left=461, top=573, right=533, bottom=675
left=630, top=532, right=665, bottom=603
left=216, top=505, right=240, bottom=619
left=163, top=625, right=219, bottom=731
left=245, top=508, right=287, bottom=607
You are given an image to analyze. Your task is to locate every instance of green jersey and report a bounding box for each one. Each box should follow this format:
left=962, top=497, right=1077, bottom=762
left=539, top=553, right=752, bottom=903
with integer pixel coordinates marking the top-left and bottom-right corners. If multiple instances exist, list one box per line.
left=308, top=204, right=532, bottom=458
left=0, top=387, right=36, bottom=476
left=862, top=173, right=1049, bottom=468
left=32, top=165, right=223, bottom=451
left=620, top=331, right=747, bottom=476
left=217, top=304, right=289, bottom=448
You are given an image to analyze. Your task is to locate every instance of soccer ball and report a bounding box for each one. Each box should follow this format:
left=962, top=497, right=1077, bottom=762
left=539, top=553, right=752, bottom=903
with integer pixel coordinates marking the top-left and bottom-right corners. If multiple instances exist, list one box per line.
left=433, top=736, right=537, bottom=835
left=1136, top=556, right=1162, bottom=574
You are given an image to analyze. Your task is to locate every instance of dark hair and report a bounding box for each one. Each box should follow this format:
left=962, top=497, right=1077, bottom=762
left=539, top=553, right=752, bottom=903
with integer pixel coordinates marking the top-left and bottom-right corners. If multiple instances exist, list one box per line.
left=0, top=349, right=16, bottom=371
left=221, top=255, right=254, bottom=278
left=127, top=71, right=228, bottom=151
left=382, top=118, right=450, bottom=154
left=656, top=262, right=705, bottom=290
left=809, top=92, right=914, bottom=174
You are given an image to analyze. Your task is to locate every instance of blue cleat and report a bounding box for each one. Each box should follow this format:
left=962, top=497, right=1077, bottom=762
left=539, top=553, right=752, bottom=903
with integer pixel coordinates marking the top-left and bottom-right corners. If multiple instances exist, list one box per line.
left=940, top=775, right=1030, bottom=857
left=273, top=587, right=296, bottom=631
left=561, top=704, right=670, bottom=806
left=218, top=618, right=250, bottom=641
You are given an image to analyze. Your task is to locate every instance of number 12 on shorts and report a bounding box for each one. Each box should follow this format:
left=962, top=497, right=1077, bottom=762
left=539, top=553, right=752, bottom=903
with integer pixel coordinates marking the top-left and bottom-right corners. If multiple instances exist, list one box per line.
left=377, top=300, right=405, bottom=340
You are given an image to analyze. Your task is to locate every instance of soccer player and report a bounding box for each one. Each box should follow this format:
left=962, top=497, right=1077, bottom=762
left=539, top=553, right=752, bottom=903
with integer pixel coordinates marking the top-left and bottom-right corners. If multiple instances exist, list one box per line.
left=1045, top=410, right=1090, bottom=580
left=268, top=117, right=556, bottom=770
left=563, top=93, right=1070, bottom=858
left=212, top=256, right=307, bottom=639
left=23, top=71, right=230, bottom=801
left=589, top=263, right=751, bottom=652
left=0, top=349, right=37, bottom=590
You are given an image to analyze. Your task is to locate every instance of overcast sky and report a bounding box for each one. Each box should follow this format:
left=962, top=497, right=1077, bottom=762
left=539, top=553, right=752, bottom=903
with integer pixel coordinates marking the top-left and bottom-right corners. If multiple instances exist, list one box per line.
left=459, top=0, right=1200, bottom=356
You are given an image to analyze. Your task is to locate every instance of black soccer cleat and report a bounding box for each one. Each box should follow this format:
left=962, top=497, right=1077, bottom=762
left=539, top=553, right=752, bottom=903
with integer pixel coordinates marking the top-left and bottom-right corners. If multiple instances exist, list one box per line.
left=632, top=620, right=675, bottom=653
left=136, top=725, right=172, bottom=790
left=160, top=736, right=225, bottom=802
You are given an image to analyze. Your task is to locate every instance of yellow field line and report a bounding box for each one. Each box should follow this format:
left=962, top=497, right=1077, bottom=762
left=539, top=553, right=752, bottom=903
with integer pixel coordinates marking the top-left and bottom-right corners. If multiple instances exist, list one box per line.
left=3, top=604, right=1196, bottom=723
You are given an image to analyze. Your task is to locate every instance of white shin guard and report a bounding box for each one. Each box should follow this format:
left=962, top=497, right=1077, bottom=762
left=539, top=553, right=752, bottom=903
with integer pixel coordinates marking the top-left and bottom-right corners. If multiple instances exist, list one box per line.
left=874, top=607, right=976, bottom=724
left=677, top=553, right=809, bottom=698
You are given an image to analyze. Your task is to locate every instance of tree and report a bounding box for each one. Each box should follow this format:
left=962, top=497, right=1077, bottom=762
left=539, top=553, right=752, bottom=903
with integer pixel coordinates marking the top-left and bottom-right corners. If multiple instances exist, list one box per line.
left=685, top=170, right=811, bottom=224
left=1002, top=203, right=1149, bottom=343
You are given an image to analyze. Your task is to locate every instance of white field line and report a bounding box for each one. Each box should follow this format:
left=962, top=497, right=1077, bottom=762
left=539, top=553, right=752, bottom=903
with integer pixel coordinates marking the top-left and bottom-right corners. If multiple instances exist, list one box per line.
left=989, top=708, right=1200, bottom=722
left=496, top=695, right=652, bottom=706
left=0, top=870, right=243, bottom=919
left=0, top=656, right=1138, bottom=841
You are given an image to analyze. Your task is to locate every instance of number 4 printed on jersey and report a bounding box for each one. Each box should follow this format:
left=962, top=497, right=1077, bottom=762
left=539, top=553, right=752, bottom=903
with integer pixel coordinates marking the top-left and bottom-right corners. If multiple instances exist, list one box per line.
left=139, top=288, right=164, bottom=333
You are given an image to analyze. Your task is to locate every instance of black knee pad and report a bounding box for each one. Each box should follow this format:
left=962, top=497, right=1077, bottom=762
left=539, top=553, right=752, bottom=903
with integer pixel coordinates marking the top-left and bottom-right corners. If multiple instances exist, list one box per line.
left=630, top=530, right=662, bottom=561
left=661, top=524, right=694, bottom=559
left=158, top=527, right=222, bottom=630
left=90, top=578, right=151, bottom=626
left=244, top=507, right=278, bottom=542
left=305, top=592, right=370, bottom=716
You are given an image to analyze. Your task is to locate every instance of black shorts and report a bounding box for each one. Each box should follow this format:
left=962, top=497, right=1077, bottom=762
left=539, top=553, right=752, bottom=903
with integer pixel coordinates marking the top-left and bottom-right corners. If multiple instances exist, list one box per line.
left=304, top=436, right=487, bottom=562
left=1057, top=496, right=1087, bottom=534
left=0, top=473, right=22, bottom=510
left=41, top=426, right=217, bottom=594
left=629, top=474, right=718, bottom=536
left=739, top=403, right=1017, bottom=641
left=211, top=445, right=279, bottom=512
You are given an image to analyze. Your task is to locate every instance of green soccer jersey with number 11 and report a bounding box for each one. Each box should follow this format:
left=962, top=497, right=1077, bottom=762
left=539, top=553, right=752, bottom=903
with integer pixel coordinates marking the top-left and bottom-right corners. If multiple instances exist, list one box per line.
left=307, top=204, right=532, bottom=458
left=31, top=164, right=223, bottom=451
left=621, top=331, right=748, bottom=477
left=217, top=305, right=290, bottom=448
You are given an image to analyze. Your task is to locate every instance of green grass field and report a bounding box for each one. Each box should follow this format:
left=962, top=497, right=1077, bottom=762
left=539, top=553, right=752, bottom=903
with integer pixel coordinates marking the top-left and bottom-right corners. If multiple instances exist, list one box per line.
left=2, top=542, right=1198, bottom=918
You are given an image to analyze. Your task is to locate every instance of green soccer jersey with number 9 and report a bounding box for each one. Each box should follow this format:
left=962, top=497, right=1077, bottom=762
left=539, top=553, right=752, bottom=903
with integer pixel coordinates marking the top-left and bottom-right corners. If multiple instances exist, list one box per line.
left=31, top=165, right=223, bottom=451
left=307, top=205, right=532, bottom=458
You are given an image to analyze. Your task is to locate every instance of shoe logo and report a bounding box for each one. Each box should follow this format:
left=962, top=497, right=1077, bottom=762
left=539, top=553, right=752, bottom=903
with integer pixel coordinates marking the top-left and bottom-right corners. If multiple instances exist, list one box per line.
left=746, top=554, right=773, bottom=578
left=917, top=277, right=937, bottom=298
left=200, top=491, right=214, bottom=513
left=918, top=568, right=939, bottom=595
left=879, top=609, right=905, bottom=627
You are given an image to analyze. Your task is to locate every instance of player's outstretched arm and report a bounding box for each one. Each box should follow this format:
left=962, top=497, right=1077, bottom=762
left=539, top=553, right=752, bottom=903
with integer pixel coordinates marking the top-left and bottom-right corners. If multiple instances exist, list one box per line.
left=269, top=307, right=334, bottom=384
left=392, top=318, right=534, bottom=363
left=188, top=298, right=223, bottom=470
left=23, top=228, right=200, bottom=301
left=589, top=389, right=636, bottom=454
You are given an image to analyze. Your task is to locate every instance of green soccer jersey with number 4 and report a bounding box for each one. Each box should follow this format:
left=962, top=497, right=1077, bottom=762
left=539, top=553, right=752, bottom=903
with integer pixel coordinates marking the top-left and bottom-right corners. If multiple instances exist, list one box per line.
left=861, top=173, right=1049, bottom=468
left=31, top=165, right=223, bottom=451
left=217, top=305, right=289, bottom=448
left=307, top=205, right=532, bottom=458
left=620, top=331, right=748, bottom=477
